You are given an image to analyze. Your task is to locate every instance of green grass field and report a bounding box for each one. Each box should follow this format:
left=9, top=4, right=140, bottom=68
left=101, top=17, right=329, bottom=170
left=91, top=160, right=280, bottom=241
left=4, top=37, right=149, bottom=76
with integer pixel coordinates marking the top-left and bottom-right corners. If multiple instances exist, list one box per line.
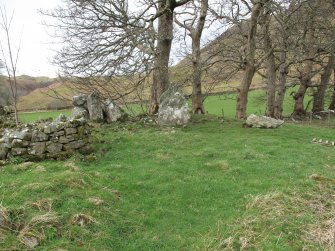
left=3, top=88, right=334, bottom=250
left=1, top=118, right=334, bottom=250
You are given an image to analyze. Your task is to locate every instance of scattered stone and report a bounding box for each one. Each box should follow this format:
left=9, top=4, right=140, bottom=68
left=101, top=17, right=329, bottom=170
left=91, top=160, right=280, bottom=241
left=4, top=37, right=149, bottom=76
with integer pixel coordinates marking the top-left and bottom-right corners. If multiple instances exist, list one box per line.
left=157, top=84, right=191, bottom=126
left=245, top=114, right=284, bottom=129
left=88, top=197, right=104, bottom=205
left=311, top=138, right=335, bottom=147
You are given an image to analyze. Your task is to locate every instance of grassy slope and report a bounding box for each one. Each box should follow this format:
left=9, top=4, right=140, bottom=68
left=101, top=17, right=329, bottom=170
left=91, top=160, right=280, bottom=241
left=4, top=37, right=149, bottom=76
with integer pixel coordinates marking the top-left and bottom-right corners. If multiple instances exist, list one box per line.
left=0, top=119, right=334, bottom=250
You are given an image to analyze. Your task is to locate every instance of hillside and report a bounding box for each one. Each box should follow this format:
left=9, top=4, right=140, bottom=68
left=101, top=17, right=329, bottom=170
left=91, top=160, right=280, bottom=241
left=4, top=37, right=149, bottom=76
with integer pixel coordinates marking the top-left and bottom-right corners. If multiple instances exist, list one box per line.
left=17, top=82, right=76, bottom=111
left=0, top=75, right=56, bottom=107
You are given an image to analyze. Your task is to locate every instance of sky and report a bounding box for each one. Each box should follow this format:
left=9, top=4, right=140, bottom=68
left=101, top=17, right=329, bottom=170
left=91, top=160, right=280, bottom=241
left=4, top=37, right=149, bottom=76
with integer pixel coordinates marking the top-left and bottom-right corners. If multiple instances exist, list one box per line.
left=0, top=0, right=61, bottom=77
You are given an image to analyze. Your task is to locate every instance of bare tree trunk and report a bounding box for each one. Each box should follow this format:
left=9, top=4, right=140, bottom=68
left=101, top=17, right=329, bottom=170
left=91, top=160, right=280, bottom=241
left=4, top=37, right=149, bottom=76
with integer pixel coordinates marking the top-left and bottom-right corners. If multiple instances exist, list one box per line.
left=191, top=36, right=205, bottom=114
left=236, top=1, right=266, bottom=119
left=292, top=27, right=315, bottom=117
left=261, top=11, right=276, bottom=117
left=328, top=65, right=335, bottom=110
left=312, top=53, right=335, bottom=113
left=191, top=0, right=208, bottom=114
left=274, top=50, right=288, bottom=119
left=149, top=4, right=174, bottom=114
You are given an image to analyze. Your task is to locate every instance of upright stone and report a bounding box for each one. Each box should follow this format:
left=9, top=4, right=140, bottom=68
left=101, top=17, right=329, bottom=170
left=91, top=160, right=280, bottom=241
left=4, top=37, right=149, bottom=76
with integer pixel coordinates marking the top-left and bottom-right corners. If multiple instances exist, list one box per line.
left=87, top=92, right=104, bottom=123
left=157, top=84, right=190, bottom=126
left=104, top=99, right=123, bottom=123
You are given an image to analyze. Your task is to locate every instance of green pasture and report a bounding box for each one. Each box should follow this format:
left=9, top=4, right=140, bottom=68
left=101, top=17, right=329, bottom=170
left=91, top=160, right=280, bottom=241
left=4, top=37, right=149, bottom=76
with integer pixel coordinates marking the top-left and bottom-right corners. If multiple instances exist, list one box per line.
left=1, top=117, right=334, bottom=250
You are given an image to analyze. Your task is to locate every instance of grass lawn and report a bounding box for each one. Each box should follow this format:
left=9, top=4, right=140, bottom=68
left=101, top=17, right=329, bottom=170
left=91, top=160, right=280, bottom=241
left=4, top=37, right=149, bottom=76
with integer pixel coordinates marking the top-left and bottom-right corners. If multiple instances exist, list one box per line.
left=0, top=117, right=334, bottom=250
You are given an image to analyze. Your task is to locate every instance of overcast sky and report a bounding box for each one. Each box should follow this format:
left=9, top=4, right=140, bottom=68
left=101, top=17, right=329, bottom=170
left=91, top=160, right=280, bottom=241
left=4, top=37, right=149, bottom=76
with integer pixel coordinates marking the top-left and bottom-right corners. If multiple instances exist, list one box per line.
left=0, top=0, right=61, bottom=77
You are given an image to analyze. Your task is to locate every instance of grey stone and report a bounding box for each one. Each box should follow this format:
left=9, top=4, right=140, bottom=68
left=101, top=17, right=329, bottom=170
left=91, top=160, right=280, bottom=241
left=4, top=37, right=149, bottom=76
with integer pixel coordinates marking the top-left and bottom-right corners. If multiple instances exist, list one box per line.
left=73, top=94, right=88, bottom=107
left=71, top=107, right=89, bottom=120
left=56, top=113, right=67, bottom=122
left=157, top=84, right=190, bottom=126
left=46, top=142, right=63, bottom=153
left=87, top=92, right=104, bottom=122
left=64, top=140, right=86, bottom=150
left=65, top=127, right=77, bottom=135
left=31, top=130, right=49, bottom=142
left=9, top=129, right=32, bottom=141
left=11, top=148, right=27, bottom=156
left=104, top=99, right=123, bottom=123
left=0, top=147, right=9, bottom=160
left=12, top=139, right=29, bottom=148
left=28, top=142, right=46, bottom=155
left=245, top=114, right=284, bottom=129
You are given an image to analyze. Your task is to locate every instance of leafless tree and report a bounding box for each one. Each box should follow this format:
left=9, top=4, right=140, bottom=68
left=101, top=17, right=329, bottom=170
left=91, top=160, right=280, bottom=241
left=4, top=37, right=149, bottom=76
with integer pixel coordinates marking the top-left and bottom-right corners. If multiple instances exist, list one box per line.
left=0, top=6, right=21, bottom=125
left=174, top=0, right=209, bottom=114
left=43, top=0, right=191, bottom=115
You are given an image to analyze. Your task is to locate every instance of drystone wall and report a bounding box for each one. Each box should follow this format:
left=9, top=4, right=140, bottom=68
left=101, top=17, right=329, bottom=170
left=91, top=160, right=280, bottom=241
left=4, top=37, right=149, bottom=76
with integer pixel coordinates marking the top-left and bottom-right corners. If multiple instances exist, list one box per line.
left=0, top=117, right=91, bottom=161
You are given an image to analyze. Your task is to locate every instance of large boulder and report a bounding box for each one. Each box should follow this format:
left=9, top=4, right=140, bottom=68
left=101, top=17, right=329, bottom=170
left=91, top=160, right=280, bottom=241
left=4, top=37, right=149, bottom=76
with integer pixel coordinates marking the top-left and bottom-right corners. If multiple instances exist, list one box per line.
left=104, top=99, right=124, bottom=123
left=157, top=85, right=190, bottom=126
left=87, top=92, right=104, bottom=123
left=245, top=114, right=284, bottom=129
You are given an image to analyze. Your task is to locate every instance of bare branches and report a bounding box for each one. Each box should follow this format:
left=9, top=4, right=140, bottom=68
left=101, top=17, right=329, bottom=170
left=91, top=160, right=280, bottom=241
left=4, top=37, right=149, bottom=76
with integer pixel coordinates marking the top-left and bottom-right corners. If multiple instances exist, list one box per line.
left=0, top=6, right=21, bottom=125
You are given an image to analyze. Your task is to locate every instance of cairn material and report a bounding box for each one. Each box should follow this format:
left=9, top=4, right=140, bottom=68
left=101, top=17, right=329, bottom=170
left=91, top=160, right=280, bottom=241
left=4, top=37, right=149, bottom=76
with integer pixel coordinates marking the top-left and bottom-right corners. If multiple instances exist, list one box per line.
left=157, top=85, right=190, bottom=126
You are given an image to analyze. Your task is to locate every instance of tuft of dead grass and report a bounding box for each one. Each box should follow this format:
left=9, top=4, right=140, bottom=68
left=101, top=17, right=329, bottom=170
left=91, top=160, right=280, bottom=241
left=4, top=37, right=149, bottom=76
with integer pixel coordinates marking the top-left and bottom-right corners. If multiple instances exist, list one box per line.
left=204, top=160, right=230, bottom=170
left=71, top=213, right=97, bottom=227
left=31, top=199, right=53, bottom=212
left=201, top=182, right=335, bottom=251
left=88, top=197, right=104, bottom=206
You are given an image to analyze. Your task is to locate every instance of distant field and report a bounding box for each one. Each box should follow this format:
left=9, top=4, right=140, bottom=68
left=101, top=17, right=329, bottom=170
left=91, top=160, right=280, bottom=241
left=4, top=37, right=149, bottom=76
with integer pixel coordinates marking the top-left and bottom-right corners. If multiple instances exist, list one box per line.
left=19, top=109, right=72, bottom=123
